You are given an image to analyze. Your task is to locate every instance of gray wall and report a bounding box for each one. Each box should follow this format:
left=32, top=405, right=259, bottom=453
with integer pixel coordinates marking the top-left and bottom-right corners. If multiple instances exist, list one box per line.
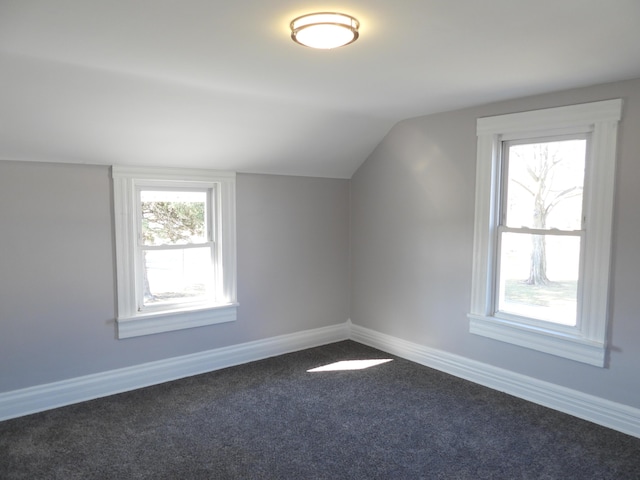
left=0, top=165, right=350, bottom=392
left=351, top=78, right=640, bottom=408
left=2, top=78, right=639, bottom=412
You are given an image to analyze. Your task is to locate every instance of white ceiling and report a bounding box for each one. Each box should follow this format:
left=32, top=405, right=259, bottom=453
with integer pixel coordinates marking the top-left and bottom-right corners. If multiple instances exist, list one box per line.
left=2, top=1, right=640, bottom=178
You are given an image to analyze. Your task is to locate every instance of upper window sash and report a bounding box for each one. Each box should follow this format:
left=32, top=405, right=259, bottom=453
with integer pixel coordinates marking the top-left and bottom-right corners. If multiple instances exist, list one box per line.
left=136, top=186, right=215, bottom=247
left=499, top=134, right=588, bottom=231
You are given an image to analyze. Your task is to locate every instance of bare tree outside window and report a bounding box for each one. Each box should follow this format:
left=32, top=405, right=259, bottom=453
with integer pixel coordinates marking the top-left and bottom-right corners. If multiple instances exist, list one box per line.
left=508, top=141, right=585, bottom=285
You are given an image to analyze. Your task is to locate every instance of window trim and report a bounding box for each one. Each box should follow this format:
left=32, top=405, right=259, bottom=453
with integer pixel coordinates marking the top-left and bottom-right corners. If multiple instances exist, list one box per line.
left=112, top=166, right=238, bottom=339
left=468, top=99, right=622, bottom=366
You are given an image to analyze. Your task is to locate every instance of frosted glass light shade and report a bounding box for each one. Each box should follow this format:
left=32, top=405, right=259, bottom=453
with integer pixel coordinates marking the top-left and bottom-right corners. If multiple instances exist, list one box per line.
left=290, top=12, right=359, bottom=49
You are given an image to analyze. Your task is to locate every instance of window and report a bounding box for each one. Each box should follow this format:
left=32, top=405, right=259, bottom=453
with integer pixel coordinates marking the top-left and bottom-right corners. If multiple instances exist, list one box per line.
left=112, top=166, right=237, bottom=338
left=497, top=136, right=586, bottom=326
left=468, top=99, right=622, bottom=366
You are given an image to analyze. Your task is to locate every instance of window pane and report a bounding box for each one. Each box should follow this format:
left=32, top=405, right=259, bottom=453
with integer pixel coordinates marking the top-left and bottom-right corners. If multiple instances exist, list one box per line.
left=142, top=247, right=214, bottom=307
left=140, top=190, right=207, bottom=246
left=497, top=232, right=579, bottom=326
left=505, top=139, right=586, bottom=230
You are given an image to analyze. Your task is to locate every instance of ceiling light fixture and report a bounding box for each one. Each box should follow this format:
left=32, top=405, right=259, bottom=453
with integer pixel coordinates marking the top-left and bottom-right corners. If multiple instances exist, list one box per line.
left=290, top=12, right=359, bottom=49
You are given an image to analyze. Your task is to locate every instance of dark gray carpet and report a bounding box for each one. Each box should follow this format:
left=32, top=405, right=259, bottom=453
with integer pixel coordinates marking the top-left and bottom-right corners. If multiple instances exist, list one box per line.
left=1, top=340, right=639, bottom=479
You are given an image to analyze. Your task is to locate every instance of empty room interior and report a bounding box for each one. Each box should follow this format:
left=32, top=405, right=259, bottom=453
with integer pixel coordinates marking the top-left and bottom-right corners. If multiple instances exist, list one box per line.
left=2, top=1, right=640, bottom=478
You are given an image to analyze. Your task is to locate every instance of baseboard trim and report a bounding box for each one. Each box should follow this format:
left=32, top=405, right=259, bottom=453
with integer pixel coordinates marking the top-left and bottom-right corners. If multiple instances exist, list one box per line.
left=3, top=320, right=639, bottom=440
left=0, top=322, right=349, bottom=422
left=349, top=321, right=640, bottom=439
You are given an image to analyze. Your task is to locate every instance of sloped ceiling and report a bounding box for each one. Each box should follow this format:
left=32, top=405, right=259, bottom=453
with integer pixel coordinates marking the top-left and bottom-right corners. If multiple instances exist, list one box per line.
left=1, top=0, right=640, bottom=178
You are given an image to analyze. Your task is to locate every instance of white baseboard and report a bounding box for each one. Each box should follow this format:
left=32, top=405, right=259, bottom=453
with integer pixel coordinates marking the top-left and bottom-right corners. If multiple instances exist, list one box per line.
left=0, top=322, right=349, bottom=422
left=349, top=320, right=640, bottom=439
left=2, top=319, right=639, bottom=440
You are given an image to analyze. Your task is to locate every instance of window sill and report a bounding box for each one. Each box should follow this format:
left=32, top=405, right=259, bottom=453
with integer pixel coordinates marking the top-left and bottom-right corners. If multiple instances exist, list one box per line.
left=117, top=303, right=238, bottom=339
left=468, top=314, right=605, bottom=367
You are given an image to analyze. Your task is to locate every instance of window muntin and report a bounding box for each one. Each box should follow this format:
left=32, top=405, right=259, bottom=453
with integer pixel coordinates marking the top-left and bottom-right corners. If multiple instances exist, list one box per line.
left=494, top=136, right=587, bottom=327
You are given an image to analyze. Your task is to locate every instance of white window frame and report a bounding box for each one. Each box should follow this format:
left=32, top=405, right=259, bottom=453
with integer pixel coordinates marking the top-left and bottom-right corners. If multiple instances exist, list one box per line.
left=112, top=166, right=238, bottom=339
left=468, top=99, right=622, bottom=366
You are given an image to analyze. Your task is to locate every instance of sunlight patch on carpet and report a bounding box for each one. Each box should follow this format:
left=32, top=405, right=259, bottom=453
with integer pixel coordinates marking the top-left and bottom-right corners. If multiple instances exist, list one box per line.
left=307, top=359, right=393, bottom=372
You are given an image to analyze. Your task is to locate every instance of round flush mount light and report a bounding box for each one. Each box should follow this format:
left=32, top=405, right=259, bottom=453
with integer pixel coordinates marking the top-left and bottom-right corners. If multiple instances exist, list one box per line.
left=290, top=12, right=359, bottom=49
